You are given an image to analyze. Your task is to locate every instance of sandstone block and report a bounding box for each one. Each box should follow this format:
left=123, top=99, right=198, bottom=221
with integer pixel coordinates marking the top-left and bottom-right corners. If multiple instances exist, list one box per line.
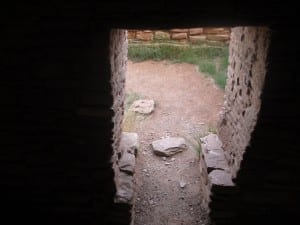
left=189, top=28, right=204, bottom=35
left=190, top=35, right=207, bottom=43
left=203, top=27, right=227, bottom=34
left=207, top=34, right=230, bottom=42
left=170, top=28, right=189, bottom=33
left=127, top=31, right=136, bottom=39
left=136, top=31, right=153, bottom=41
left=154, top=31, right=170, bottom=40
left=171, top=33, right=188, bottom=40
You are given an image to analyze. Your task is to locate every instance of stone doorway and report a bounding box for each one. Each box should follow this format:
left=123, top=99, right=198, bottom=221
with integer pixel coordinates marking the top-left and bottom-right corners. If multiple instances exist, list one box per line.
left=110, top=27, right=270, bottom=225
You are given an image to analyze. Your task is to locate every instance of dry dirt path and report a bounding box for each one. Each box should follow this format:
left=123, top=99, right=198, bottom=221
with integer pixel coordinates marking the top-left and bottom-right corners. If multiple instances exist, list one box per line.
left=125, top=60, right=224, bottom=225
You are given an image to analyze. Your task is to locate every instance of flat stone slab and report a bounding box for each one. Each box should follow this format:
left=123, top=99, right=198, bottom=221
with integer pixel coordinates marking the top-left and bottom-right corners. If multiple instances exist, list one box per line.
left=121, top=132, right=139, bottom=155
left=200, top=134, right=228, bottom=172
left=130, top=99, right=154, bottom=114
left=200, top=133, right=222, bottom=150
left=208, top=170, right=234, bottom=186
left=119, top=151, right=135, bottom=174
left=114, top=171, right=134, bottom=204
left=151, top=137, right=187, bottom=157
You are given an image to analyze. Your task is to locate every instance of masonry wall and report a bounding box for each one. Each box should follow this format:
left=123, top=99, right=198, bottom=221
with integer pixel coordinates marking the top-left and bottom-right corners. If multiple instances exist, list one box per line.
left=110, top=29, right=127, bottom=177
left=128, top=28, right=230, bottom=43
left=218, top=27, right=269, bottom=177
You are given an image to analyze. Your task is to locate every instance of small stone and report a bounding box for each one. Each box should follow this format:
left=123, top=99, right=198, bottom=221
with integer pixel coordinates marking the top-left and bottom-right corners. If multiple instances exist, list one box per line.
left=142, top=169, right=148, bottom=173
left=165, top=162, right=171, bottom=165
left=162, top=157, right=167, bottom=161
left=179, top=181, right=186, bottom=188
left=171, top=157, right=175, bottom=161
left=130, top=99, right=155, bottom=114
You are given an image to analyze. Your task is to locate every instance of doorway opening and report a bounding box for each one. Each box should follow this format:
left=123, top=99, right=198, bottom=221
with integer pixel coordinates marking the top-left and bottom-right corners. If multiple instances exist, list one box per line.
left=110, top=27, right=270, bottom=225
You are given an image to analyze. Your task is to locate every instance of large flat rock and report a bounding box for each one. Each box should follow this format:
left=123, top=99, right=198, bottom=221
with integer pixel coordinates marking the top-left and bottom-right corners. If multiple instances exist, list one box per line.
left=151, top=137, right=187, bottom=157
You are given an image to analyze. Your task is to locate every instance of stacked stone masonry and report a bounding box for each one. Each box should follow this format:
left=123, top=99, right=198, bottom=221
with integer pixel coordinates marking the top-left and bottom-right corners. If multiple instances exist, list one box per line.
left=210, top=27, right=270, bottom=224
left=128, top=27, right=230, bottom=43
left=218, top=27, right=269, bottom=178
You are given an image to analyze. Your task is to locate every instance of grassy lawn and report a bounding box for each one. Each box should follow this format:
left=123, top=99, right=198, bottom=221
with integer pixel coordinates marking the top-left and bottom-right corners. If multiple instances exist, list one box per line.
left=128, top=42, right=229, bottom=89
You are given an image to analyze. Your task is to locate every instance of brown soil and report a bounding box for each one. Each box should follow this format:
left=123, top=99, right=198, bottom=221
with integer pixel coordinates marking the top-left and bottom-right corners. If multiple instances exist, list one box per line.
left=125, top=60, right=224, bottom=225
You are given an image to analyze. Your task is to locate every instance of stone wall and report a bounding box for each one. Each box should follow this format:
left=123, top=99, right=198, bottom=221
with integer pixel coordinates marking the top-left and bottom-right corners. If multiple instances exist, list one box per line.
left=128, top=28, right=230, bottom=43
left=110, top=29, right=127, bottom=169
left=218, top=27, right=270, bottom=178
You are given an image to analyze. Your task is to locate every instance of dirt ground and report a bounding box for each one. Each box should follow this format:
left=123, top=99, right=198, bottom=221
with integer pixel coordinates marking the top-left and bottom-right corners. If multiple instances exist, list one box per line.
left=125, top=60, right=224, bottom=225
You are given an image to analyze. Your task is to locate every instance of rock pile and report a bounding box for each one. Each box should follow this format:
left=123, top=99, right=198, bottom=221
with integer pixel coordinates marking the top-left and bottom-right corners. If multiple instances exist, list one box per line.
left=200, top=134, right=237, bottom=224
left=114, top=132, right=138, bottom=204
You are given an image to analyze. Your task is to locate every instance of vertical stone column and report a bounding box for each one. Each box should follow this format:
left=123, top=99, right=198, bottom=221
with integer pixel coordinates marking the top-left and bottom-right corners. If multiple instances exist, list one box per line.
left=110, top=29, right=128, bottom=169
left=218, top=27, right=270, bottom=177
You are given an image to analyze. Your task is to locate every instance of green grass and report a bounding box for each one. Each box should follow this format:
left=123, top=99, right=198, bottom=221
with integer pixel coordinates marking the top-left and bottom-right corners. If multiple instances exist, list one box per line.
left=128, top=43, right=229, bottom=89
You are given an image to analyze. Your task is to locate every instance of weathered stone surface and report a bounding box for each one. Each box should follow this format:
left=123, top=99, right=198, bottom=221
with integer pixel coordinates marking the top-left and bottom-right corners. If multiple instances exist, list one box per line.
left=189, top=28, right=203, bottom=35
left=127, top=30, right=136, bottom=39
left=136, top=31, right=153, bottom=41
left=203, top=28, right=228, bottom=34
left=189, top=35, right=207, bottom=43
left=151, top=137, right=187, bottom=157
left=218, top=27, right=269, bottom=177
left=171, top=33, right=188, bottom=40
left=114, top=171, right=134, bottom=204
left=170, top=28, right=189, bottom=33
left=121, top=132, right=139, bottom=155
left=200, top=134, right=228, bottom=172
left=130, top=99, right=154, bottom=114
left=154, top=31, right=170, bottom=40
left=208, top=170, right=234, bottom=186
left=119, top=150, right=135, bottom=174
left=207, top=34, right=230, bottom=41
left=201, top=133, right=222, bottom=150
